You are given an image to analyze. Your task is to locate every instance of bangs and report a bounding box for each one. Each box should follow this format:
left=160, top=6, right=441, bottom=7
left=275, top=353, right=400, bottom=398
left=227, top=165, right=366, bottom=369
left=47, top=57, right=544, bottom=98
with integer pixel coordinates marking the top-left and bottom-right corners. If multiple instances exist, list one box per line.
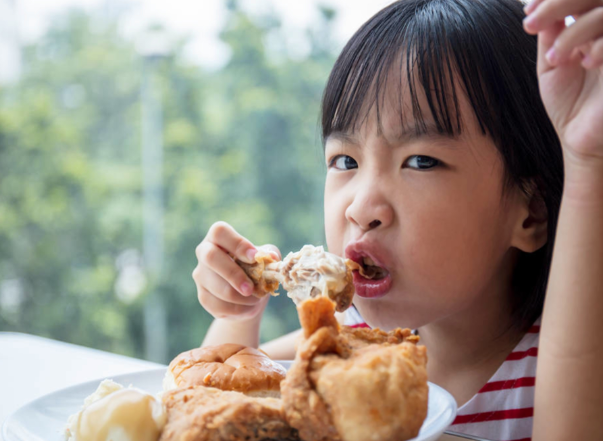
left=321, top=0, right=520, bottom=144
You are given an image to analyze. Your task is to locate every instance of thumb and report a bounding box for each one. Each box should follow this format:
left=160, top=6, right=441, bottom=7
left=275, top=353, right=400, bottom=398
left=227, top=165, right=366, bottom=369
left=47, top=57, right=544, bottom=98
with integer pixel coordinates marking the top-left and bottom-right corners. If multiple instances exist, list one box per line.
left=258, top=244, right=282, bottom=261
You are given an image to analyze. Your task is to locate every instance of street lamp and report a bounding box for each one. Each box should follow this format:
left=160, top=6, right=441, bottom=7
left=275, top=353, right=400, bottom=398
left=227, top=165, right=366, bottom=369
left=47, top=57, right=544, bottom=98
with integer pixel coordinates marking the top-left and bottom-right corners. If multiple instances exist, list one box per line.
left=0, top=0, right=21, bottom=85
left=137, top=26, right=172, bottom=363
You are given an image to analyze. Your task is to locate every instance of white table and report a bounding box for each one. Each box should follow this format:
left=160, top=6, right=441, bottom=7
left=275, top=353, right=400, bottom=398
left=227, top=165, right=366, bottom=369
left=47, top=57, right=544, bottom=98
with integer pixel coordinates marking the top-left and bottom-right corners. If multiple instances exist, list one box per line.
left=0, top=332, right=165, bottom=428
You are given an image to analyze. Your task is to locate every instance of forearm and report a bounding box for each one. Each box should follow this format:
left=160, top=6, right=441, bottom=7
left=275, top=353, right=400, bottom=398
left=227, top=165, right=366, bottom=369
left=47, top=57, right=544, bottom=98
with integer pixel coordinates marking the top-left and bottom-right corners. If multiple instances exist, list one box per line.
left=534, top=159, right=603, bottom=440
left=202, top=314, right=263, bottom=348
left=259, top=329, right=301, bottom=360
left=202, top=315, right=299, bottom=360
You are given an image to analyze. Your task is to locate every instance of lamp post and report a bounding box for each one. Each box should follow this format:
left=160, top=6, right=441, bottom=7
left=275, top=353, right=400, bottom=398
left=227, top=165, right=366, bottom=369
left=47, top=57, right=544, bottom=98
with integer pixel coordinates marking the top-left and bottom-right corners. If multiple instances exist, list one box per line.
left=138, top=27, right=172, bottom=363
left=0, top=0, right=21, bottom=85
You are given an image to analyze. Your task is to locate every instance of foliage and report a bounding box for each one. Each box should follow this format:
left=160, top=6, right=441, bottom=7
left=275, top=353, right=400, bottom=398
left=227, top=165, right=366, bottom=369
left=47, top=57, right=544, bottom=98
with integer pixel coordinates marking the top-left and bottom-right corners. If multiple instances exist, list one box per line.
left=0, top=4, right=336, bottom=363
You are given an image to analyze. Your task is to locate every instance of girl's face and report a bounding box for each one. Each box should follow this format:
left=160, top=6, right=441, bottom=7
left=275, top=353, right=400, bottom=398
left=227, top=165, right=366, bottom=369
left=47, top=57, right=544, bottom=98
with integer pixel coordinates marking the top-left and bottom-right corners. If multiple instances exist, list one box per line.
left=324, top=76, right=529, bottom=330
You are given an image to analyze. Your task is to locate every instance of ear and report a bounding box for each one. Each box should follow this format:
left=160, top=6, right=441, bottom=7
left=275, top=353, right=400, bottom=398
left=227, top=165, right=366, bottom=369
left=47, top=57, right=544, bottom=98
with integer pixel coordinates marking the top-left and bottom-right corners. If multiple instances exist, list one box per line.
left=510, top=181, right=548, bottom=253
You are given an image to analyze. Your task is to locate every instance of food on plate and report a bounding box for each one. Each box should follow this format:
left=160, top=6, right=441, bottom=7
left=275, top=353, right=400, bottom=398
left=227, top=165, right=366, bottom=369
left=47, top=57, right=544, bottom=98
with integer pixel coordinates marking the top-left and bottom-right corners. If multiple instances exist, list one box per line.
left=238, top=245, right=359, bottom=312
left=163, top=343, right=286, bottom=398
left=281, top=296, right=428, bottom=441
left=63, top=242, right=431, bottom=441
left=64, top=379, right=166, bottom=441
left=340, top=324, right=419, bottom=349
left=160, top=344, right=298, bottom=440
left=159, top=386, right=300, bottom=441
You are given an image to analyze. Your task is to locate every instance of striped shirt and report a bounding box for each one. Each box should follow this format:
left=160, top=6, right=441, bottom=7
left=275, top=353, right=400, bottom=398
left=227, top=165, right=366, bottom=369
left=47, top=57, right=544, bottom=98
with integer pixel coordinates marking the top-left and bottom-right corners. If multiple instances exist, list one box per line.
left=344, top=307, right=540, bottom=441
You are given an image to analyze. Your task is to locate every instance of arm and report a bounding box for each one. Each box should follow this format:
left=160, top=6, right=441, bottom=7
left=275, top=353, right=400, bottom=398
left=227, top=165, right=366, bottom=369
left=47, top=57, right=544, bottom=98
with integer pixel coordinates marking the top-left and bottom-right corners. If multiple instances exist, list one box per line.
left=202, top=314, right=264, bottom=348
left=202, top=314, right=302, bottom=359
left=522, top=2, right=603, bottom=438
left=534, top=160, right=603, bottom=440
left=202, top=317, right=300, bottom=360
left=260, top=329, right=301, bottom=360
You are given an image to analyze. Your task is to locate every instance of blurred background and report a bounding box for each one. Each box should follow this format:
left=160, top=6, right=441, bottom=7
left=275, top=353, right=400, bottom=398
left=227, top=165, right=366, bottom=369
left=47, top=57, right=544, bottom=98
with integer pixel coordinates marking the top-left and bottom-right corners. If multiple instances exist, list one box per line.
left=0, top=0, right=390, bottom=363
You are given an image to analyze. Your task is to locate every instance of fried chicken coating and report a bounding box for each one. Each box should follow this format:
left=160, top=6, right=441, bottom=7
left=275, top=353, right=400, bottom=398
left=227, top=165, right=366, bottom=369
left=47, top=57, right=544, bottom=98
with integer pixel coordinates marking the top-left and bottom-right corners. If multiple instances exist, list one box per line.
left=281, top=297, right=428, bottom=441
left=159, top=386, right=300, bottom=441
left=339, top=325, right=420, bottom=349
left=237, top=251, right=280, bottom=299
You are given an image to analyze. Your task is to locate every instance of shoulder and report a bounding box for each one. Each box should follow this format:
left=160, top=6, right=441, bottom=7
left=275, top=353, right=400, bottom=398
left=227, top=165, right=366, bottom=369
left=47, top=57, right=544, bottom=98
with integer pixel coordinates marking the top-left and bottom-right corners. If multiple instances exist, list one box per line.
left=451, top=318, right=541, bottom=440
left=342, top=305, right=370, bottom=328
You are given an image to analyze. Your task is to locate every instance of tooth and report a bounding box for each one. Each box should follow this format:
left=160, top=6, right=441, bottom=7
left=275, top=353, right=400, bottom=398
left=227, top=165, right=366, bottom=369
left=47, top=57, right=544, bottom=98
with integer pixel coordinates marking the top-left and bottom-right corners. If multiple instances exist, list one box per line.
left=363, top=257, right=376, bottom=266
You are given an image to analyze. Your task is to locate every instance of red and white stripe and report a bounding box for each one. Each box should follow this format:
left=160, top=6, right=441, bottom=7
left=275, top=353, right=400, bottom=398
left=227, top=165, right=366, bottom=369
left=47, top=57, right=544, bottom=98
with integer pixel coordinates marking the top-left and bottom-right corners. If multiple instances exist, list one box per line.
left=452, top=320, right=540, bottom=441
left=344, top=306, right=540, bottom=441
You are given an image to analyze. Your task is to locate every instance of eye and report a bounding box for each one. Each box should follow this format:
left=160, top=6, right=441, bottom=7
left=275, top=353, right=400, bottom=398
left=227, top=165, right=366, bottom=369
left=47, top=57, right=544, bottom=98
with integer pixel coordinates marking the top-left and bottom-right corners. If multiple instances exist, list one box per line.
left=329, top=155, right=358, bottom=170
left=405, top=155, right=441, bottom=170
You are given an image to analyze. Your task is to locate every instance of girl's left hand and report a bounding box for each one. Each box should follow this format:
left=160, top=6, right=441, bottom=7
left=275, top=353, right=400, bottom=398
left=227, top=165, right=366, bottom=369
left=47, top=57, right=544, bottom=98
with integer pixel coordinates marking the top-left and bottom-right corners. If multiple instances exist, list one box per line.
left=524, top=0, right=603, bottom=164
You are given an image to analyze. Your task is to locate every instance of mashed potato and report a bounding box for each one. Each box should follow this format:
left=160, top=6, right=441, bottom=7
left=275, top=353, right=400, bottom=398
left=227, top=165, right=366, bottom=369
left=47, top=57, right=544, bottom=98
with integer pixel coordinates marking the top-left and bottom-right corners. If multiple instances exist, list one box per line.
left=64, top=379, right=166, bottom=441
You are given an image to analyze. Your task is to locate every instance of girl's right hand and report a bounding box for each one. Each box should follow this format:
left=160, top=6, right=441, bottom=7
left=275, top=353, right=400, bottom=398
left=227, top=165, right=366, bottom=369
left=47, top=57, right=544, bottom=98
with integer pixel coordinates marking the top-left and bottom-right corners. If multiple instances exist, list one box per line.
left=193, top=221, right=281, bottom=321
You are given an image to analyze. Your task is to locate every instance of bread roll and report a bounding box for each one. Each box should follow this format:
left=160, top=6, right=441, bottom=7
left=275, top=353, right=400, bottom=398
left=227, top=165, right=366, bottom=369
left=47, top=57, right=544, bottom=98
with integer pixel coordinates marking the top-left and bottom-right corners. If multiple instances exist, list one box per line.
left=164, top=344, right=286, bottom=398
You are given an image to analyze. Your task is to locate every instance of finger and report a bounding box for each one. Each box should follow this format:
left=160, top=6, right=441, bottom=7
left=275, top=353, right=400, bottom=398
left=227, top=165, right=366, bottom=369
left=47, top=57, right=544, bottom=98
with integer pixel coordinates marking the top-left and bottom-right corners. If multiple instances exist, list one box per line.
left=552, top=8, right=603, bottom=62
left=196, top=241, right=255, bottom=296
left=198, top=287, right=264, bottom=320
left=593, top=36, right=603, bottom=58
left=257, top=244, right=282, bottom=261
left=523, top=0, right=599, bottom=34
left=582, top=37, right=603, bottom=67
left=206, top=221, right=257, bottom=264
left=568, top=45, right=586, bottom=63
left=537, top=19, right=567, bottom=76
left=199, top=268, right=261, bottom=306
left=524, top=0, right=546, bottom=16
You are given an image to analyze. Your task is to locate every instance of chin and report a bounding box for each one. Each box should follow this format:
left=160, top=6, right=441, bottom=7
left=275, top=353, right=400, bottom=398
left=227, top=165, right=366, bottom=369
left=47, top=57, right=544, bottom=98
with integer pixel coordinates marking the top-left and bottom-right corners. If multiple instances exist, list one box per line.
left=354, top=297, right=422, bottom=331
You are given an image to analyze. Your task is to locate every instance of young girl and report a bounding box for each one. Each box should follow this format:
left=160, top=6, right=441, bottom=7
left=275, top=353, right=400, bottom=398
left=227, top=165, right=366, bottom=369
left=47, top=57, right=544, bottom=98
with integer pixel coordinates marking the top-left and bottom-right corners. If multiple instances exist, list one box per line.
left=192, top=0, right=603, bottom=439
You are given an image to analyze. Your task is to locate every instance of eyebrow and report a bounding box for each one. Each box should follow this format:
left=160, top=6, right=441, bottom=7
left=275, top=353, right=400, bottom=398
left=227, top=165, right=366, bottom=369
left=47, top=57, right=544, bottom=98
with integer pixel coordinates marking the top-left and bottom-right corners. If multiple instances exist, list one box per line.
left=327, top=121, right=457, bottom=145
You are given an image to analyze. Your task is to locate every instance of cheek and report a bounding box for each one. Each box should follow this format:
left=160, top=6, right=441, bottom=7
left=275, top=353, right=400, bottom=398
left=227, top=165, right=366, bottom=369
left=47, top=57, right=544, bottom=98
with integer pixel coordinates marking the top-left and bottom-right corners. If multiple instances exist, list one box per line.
left=402, top=175, right=511, bottom=291
left=324, top=177, right=347, bottom=255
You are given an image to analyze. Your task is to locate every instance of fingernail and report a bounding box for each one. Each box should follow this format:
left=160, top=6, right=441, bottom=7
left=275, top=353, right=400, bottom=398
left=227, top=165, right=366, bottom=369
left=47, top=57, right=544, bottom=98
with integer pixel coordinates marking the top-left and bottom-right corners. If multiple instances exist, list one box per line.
left=246, top=248, right=257, bottom=262
left=240, top=282, right=253, bottom=296
left=546, top=47, right=558, bottom=64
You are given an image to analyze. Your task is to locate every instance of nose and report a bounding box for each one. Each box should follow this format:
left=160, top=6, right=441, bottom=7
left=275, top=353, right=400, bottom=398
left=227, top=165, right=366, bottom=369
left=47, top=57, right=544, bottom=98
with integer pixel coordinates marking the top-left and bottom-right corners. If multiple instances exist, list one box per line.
left=345, top=184, right=394, bottom=232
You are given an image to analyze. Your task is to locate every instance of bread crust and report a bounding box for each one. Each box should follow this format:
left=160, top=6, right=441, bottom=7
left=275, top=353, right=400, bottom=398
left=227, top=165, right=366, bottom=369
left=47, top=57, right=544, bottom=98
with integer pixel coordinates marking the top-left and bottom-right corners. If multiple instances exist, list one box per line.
left=165, top=344, right=286, bottom=396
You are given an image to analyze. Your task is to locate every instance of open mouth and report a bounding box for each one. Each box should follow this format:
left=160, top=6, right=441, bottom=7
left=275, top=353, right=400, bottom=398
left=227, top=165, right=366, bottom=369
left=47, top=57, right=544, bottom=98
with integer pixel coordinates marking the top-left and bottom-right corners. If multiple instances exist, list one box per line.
left=358, top=256, right=389, bottom=280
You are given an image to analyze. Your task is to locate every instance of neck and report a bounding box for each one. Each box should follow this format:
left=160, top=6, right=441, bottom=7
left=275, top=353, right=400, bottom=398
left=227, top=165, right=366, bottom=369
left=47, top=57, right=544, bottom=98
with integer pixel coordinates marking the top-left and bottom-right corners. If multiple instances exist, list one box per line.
left=418, top=268, right=525, bottom=406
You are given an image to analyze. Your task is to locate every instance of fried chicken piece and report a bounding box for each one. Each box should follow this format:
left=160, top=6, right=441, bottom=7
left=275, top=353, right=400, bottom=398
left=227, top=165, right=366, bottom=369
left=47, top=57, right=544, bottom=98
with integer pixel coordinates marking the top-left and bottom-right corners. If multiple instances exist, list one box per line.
left=281, top=297, right=428, bottom=441
left=340, top=325, right=420, bottom=349
left=237, top=251, right=280, bottom=299
left=160, top=386, right=300, bottom=441
left=238, top=245, right=358, bottom=312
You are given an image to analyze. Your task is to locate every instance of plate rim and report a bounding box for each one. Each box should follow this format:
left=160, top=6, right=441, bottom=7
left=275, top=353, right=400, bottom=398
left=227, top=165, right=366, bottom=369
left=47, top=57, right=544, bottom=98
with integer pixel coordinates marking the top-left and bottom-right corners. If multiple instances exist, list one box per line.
left=418, top=381, right=458, bottom=439
left=1, top=367, right=168, bottom=440
left=3, top=364, right=457, bottom=441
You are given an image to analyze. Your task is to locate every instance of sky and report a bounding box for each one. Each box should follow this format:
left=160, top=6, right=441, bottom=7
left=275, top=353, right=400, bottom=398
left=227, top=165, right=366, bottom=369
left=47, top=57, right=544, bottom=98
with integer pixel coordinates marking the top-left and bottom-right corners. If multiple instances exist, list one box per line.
left=13, top=0, right=393, bottom=69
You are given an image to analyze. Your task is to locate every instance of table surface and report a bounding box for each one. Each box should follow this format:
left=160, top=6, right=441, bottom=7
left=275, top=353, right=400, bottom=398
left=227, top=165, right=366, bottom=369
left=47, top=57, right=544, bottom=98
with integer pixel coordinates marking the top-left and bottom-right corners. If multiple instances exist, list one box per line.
left=0, top=332, right=164, bottom=427
left=0, top=331, right=468, bottom=441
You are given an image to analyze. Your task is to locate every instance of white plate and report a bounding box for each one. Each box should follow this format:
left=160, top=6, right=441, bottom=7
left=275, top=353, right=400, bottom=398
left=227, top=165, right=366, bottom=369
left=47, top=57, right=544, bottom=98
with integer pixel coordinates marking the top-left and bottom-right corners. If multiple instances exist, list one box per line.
left=2, top=362, right=456, bottom=441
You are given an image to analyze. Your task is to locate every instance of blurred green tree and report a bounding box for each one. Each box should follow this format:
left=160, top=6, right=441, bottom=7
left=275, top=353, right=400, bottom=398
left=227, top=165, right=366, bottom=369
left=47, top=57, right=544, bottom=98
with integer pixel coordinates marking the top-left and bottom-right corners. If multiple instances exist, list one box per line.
left=0, top=3, right=336, bottom=363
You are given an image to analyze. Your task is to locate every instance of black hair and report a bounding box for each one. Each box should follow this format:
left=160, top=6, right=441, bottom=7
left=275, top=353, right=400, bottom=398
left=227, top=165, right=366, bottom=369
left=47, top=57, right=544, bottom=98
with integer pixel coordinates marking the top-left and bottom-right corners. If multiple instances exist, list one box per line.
left=321, top=0, right=564, bottom=331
